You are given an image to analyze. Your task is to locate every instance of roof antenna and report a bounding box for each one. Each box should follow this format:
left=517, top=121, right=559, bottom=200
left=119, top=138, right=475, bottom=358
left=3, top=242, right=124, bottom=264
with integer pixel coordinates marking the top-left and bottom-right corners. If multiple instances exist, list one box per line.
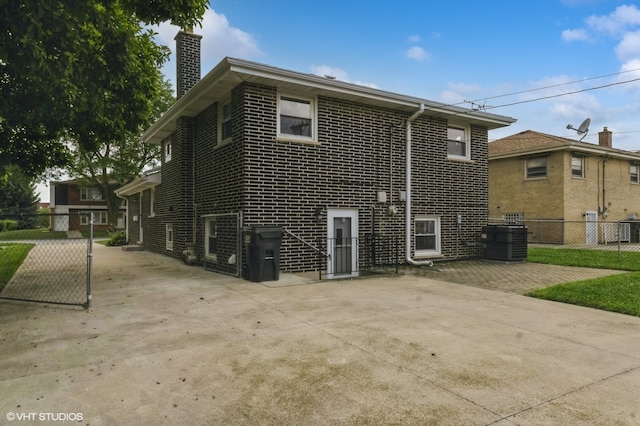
left=566, top=117, right=590, bottom=141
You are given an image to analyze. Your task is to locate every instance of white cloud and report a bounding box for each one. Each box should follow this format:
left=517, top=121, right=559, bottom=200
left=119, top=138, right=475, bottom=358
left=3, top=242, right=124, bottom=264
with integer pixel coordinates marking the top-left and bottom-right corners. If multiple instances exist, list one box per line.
left=310, top=65, right=378, bottom=88
left=310, top=65, right=350, bottom=81
left=615, top=29, right=640, bottom=61
left=585, top=4, right=640, bottom=36
left=561, top=28, right=591, bottom=42
left=408, top=35, right=421, bottom=43
left=405, top=46, right=430, bottom=62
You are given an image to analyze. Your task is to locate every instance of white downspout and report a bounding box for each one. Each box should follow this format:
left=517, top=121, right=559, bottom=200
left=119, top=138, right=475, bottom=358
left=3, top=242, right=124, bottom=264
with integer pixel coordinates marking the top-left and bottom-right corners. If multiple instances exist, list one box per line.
left=406, top=103, right=433, bottom=267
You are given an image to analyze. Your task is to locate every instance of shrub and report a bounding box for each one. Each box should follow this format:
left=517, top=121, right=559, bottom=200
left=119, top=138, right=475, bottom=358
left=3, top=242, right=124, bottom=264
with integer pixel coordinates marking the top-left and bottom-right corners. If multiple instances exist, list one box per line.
left=0, top=220, right=19, bottom=232
left=105, top=231, right=128, bottom=246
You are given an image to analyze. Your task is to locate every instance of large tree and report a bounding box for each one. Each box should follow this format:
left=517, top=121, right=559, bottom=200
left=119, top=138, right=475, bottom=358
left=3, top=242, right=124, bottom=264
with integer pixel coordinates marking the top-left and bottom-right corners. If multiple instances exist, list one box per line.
left=68, top=79, right=174, bottom=231
left=0, top=0, right=207, bottom=176
left=0, top=165, right=39, bottom=229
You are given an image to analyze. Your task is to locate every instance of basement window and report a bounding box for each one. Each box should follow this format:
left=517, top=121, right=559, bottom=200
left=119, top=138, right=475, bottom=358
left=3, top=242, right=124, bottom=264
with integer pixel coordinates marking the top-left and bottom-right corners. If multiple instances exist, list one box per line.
left=415, top=217, right=441, bottom=256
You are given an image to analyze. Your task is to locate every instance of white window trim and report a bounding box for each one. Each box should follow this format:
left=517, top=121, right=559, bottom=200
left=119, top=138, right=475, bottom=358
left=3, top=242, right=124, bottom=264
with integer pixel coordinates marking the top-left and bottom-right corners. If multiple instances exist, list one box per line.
left=571, top=155, right=585, bottom=178
left=446, top=124, right=470, bottom=161
left=166, top=223, right=174, bottom=251
left=415, top=216, right=441, bottom=257
left=80, top=187, right=102, bottom=201
left=149, top=187, right=156, bottom=217
left=277, top=93, right=318, bottom=144
left=631, top=164, right=639, bottom=184
left=81, top=211, right=107, bottom=225
left=165, top=140, right=172, bottom=162
left=525, top=156, right=548, bottom=180
left=217, top=99, right=233, bottom=146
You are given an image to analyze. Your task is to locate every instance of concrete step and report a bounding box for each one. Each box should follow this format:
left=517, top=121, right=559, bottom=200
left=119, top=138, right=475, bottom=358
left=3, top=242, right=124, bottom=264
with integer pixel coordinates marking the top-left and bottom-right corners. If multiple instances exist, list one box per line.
left=121, top=245, right=144, bottom=252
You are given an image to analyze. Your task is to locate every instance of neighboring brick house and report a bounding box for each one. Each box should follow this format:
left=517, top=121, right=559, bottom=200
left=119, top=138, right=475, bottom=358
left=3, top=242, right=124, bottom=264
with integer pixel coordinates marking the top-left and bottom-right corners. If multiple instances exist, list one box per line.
left=489, top=128, right=640, bottom=244
left=116, top=31, right=515, bottom=278
left=50, top=179, right=125, bottom=232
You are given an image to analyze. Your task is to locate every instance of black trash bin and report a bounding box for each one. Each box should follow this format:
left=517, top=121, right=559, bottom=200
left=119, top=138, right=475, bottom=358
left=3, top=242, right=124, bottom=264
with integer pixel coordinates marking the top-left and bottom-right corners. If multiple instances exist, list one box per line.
left=245, top=225, right=283, bottom=282
left=482, top=225, right=528, bottom=262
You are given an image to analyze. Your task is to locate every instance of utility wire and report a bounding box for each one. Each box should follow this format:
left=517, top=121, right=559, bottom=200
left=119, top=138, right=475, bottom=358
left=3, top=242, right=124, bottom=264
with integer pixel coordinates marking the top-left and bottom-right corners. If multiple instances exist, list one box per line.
left=462, top=67, right=640, bottom=106
left=483, top=76, right=640, bottom=111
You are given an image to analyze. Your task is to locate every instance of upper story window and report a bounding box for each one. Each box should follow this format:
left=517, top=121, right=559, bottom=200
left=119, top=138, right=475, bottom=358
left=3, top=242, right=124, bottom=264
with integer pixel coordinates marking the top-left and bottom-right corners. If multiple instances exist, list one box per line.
left=218, top=100, right=233, bottom=144
left=447, top=125, right=470, bottom=160
left=571, top=155, right=585, bottom=178
left=526, top=157, right=547, bottom=179
left=631, top=164, right=639, bottom=184
left=164, top=140, right=172, bottom=162
left=278, top=94, right=316, bottom=142
left=80, top=187, right=102, bottom=201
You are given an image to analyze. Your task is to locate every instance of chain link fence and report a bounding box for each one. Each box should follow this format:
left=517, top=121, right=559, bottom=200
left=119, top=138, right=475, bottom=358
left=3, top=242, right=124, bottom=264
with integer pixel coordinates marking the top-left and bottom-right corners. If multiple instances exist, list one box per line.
left=489, top=217, right=640, bottom=251
left=0, top=213, right=92, bottom=308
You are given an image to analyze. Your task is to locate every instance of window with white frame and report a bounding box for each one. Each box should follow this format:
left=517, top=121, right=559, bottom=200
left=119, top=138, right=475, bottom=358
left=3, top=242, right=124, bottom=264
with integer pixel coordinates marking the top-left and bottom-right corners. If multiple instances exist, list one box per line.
left=80, top=187, right=102, bottom=201
left=631, top=164, right=639, bottom=184
left=447, top=125, right=470, bottom=160
left=218, top=100, right=233, bottom=144
left=149, top=187, right=156, bottom=217
left=165, top=140, right=172, bottom=162
left=415, top=217, right=441, bottom=256
left=166, top=223, right=174, bottom=251
left=278, top=94, right=316, bottom=141
left=571, top=155, right=585, bottom=178
left=205, top=218, right=217, bottom=261
left=81, top=211, right=108, bottom=225
left=526, top=157, right=547, bottom=179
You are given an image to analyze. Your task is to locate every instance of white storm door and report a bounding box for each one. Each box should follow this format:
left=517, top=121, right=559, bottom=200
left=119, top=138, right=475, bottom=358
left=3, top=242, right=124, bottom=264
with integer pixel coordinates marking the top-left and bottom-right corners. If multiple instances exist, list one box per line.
left=327, top=209, right=359, bottom=278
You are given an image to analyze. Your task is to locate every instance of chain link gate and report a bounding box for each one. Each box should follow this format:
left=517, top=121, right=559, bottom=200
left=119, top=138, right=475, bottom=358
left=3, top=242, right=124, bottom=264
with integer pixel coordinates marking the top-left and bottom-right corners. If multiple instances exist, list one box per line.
left=0, top=213, right=93, bottom=308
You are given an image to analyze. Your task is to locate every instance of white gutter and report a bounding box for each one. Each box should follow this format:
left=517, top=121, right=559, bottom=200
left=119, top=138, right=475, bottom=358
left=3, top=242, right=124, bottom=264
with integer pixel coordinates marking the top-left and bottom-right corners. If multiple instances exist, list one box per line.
left=405, top=103, right=434, bottom=267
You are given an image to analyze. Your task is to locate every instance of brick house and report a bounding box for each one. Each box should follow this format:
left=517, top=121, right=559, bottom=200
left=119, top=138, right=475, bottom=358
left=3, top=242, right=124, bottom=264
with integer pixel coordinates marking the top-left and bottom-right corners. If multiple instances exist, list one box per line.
left=49, top=179, right=126, bottom=232
left=116, top=31, right=515, bottom=278
left=489, top=128, right=640, bottom=244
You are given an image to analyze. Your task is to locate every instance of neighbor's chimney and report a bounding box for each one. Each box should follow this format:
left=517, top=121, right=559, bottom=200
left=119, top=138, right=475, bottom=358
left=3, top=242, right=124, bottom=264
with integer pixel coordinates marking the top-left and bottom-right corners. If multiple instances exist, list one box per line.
left=599, top=126, right=613, bottom=148
left=175, top=29, right=202, bottom=100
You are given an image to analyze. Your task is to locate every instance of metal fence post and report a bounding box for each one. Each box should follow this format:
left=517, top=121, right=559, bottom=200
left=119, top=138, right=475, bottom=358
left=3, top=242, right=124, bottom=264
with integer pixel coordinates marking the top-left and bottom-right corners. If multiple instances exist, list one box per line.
left=85, top=213, right=93, bottom=309
left=618, top=220, right=622, bottom=261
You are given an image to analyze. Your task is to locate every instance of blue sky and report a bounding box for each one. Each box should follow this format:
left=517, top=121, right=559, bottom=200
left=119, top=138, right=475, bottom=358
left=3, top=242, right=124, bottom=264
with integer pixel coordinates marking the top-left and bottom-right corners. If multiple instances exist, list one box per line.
left=152, top=0, right=640, bottom=151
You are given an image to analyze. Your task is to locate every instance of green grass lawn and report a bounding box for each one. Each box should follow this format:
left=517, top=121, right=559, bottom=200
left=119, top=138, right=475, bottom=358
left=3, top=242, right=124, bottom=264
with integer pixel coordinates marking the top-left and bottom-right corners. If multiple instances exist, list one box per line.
left=0, top=243, right=35, bottom=291
left=527, top=247, right=640, bottom=317
left=0, top=228, right=68, bottom=240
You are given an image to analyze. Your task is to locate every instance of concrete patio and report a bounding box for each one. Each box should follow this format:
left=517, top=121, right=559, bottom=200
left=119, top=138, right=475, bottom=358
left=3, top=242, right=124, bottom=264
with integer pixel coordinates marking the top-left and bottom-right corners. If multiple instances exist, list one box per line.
left=0, top=244, right=639, bottom=425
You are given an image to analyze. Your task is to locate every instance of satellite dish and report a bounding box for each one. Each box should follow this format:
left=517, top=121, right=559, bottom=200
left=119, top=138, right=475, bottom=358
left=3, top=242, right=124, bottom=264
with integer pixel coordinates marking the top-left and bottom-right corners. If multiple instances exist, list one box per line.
left=566, top=118, right=590, bottom=141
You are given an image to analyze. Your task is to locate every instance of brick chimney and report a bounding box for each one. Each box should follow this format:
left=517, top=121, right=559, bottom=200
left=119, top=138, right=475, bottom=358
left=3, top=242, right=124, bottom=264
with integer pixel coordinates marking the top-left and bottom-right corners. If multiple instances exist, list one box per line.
left=599, top=127, right=613, bottom=148
left=174, top=29, right=202, bottom=99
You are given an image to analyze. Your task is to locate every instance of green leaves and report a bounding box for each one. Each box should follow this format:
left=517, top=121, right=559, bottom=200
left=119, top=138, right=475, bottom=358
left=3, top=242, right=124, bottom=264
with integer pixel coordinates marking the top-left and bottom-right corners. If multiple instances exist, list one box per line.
left=0, top=0, right=207, bottom=176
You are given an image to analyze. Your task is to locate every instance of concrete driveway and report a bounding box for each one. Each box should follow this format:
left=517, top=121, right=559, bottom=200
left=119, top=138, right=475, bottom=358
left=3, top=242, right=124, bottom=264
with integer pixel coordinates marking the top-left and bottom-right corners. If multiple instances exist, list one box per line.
left=1, top=245, right=639, bottom=425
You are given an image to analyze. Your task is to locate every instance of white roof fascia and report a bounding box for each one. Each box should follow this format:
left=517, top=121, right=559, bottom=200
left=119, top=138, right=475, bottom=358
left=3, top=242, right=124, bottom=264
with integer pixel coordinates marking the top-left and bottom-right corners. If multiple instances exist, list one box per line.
left=143, top=57, right=517, bottom=144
